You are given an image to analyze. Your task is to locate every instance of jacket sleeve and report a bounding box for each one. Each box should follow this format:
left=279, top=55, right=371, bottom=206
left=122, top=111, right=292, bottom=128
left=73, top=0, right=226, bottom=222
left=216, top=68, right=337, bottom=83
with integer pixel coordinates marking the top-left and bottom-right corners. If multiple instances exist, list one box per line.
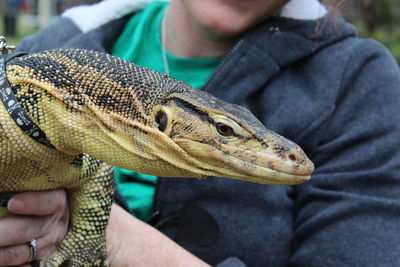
left=290, top=39, right=400, bottom=266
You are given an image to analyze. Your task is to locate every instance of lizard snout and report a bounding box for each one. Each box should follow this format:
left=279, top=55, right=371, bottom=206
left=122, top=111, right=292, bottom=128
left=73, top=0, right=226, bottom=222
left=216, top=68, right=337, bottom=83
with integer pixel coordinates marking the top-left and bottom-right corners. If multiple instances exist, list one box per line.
left=285, top=147, right=314, bottom=177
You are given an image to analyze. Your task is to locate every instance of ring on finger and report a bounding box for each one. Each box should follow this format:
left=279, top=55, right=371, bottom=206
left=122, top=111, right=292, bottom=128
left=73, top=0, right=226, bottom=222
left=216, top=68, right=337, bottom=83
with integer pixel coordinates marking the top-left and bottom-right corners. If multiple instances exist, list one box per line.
left=27, top=239, right=38, bottom=262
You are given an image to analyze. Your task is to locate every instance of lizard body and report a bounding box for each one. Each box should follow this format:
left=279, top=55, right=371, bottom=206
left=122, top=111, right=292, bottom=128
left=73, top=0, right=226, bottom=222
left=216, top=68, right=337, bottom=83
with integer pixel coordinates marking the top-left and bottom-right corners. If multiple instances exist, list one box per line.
left=0, top=49, right=313, bottom=266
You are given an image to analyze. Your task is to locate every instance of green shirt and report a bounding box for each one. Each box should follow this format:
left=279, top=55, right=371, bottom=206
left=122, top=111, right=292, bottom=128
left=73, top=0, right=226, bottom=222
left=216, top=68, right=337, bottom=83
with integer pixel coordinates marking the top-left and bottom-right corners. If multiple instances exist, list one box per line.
left=112, top=1, right=221, bottom=220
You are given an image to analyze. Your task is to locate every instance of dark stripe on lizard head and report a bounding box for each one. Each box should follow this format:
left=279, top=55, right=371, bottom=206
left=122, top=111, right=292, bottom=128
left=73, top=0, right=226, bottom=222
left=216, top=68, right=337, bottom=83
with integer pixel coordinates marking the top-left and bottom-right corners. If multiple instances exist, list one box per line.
left=167, top=96, right=214, bottom=124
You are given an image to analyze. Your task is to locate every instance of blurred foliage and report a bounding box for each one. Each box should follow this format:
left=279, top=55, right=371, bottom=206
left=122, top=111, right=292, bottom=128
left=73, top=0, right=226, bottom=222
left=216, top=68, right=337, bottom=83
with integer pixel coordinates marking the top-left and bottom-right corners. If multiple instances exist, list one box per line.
left=343, top=0, right=400, bottom=62
left=0, top=14, right=37, bottom=46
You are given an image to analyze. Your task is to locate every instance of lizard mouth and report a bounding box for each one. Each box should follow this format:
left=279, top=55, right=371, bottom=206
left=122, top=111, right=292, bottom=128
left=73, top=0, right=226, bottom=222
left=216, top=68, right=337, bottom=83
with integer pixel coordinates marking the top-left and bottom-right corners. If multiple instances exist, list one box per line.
left=210, top=149, right=313, bottom=185
left=174, top=139, right=313, bottom=185
left=211, top=142, right=314, bottom=184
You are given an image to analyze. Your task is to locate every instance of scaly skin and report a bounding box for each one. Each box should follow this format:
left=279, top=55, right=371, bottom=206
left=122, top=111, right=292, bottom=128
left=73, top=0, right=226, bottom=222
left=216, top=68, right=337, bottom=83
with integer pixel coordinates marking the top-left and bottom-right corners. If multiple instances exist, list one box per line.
left=0, top=49, right=314, bottom=266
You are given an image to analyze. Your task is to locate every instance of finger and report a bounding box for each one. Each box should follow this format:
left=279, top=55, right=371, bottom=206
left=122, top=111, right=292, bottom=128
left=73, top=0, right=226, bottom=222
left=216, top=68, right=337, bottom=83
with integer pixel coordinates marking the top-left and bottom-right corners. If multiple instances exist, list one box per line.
left=0, top=242, right=35, bottom=266
left=0, top=215, right=48, bottom=246
left=0, top=244, right=43, bottom=267
left=7, top=189, right=67, bottom=216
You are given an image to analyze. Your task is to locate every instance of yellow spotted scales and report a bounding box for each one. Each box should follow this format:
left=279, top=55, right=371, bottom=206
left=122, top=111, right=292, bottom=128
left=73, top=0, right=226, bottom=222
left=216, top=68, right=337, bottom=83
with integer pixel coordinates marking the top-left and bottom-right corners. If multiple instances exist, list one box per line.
left=0, top=49, right=314, bottom=266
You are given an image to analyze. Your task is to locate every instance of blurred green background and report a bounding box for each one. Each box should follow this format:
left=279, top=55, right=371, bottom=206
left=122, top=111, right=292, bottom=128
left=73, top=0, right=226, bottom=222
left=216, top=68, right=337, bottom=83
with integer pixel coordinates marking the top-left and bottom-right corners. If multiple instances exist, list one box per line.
left=342, top=0, right=400, bottom=62
left=1, top=0, right=400, bottom=62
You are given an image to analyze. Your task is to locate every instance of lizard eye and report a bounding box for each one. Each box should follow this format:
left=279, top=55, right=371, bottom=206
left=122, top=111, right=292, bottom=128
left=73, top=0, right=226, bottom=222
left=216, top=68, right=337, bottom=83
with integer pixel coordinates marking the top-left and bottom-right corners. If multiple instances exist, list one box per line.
left=155, top=110, right=168, bottom=132
left=216, top=123, right=234, bottom=137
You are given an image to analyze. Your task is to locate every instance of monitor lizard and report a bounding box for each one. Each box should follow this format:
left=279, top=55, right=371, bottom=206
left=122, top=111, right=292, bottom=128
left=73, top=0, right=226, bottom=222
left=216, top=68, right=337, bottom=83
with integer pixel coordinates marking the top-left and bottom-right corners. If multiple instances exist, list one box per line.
left=0, top=48, right=314, bottom=266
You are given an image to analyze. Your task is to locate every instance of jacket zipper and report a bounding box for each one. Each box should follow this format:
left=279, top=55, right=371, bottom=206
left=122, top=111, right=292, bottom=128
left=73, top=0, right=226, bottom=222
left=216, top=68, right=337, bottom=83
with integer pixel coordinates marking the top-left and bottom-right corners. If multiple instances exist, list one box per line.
left=201, top=39, right=244, bottom=91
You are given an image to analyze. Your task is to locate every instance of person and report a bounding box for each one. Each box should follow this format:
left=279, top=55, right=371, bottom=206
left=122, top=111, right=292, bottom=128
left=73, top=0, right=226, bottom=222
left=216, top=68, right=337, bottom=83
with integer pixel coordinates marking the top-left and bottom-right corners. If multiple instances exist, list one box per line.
left=1, top=0, right=400, bottom=266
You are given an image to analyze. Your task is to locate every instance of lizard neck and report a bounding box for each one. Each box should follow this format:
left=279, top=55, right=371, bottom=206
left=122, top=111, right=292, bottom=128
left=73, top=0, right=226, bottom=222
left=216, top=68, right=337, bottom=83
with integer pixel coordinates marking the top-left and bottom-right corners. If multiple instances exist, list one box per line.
left=7, top=75, right=145, bottom=156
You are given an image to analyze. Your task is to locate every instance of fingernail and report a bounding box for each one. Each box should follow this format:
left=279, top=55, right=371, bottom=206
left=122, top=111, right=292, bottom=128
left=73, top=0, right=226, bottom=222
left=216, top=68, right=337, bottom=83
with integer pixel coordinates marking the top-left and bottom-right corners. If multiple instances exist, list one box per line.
left=8, top=199, right=24, bottom=212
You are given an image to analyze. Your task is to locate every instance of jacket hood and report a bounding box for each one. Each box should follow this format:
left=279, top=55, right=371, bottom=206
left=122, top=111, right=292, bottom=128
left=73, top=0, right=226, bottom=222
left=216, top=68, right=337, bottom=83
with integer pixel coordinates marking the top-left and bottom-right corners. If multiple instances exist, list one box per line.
left=203, top=13, right=357, bottom=102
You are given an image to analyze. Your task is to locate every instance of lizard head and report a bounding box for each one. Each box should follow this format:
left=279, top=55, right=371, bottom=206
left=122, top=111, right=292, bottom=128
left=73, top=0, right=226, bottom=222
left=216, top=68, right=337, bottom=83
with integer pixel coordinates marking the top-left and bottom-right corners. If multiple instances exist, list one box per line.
left=149, top=90, right=314, bottom=185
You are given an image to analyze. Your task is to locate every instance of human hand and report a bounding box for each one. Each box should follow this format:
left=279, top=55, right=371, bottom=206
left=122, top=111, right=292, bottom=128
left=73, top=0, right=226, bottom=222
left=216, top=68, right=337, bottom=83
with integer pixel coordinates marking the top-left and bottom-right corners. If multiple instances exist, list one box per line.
left=0, top=189, right=69, bottom=266
left=0, top=192, right=209, bottom=267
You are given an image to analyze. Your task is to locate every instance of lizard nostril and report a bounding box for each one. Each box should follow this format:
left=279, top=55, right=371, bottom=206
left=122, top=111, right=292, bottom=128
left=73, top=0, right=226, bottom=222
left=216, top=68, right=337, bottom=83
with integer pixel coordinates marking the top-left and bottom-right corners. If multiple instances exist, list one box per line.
left=288, top=154, right=297, bottom=162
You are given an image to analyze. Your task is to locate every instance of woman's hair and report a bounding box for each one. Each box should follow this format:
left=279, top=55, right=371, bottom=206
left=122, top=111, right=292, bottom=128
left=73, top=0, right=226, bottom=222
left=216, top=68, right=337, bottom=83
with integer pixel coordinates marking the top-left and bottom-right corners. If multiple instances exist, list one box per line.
left=314, top=0, right=347, bottom=36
